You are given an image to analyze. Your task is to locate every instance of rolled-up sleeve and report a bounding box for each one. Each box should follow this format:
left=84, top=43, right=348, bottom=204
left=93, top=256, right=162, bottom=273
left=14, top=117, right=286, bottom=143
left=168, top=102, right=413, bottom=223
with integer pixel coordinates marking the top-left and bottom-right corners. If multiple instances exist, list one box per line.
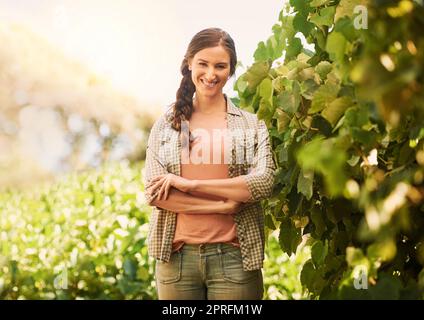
left=242, top=119, right=276, bottom=204
left=143, top=118, right=169, bottom=206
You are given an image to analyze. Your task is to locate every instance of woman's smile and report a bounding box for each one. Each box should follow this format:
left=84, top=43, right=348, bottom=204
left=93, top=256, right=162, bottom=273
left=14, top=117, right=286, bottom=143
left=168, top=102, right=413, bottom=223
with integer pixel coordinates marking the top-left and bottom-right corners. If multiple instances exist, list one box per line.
left=200, top=78, right=219, bottom=89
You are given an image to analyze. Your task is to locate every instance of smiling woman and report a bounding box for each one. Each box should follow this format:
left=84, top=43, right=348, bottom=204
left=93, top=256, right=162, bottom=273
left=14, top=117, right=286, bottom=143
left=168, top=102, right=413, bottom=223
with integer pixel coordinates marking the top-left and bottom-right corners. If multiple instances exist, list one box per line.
left=189, top=47, right=231, bottom=93
left=143, top=27, right=276, bottom=300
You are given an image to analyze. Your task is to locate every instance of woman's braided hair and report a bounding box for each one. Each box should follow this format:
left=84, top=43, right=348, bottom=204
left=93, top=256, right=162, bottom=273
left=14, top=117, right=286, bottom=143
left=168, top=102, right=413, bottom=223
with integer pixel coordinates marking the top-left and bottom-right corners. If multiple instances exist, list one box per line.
left=170, top=28, right=237, bottom=131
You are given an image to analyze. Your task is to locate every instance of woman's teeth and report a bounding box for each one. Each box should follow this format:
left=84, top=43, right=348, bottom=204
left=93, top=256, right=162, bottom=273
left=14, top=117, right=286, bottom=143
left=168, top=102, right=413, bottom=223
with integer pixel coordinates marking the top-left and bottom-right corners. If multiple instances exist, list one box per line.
left=201, top=79, right=218, bottom=88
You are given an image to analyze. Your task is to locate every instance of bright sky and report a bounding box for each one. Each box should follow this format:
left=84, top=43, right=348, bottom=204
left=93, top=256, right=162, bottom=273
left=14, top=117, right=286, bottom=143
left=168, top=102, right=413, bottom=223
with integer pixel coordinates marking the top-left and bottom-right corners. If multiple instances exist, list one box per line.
left=0, top=0, right=286, bottom=109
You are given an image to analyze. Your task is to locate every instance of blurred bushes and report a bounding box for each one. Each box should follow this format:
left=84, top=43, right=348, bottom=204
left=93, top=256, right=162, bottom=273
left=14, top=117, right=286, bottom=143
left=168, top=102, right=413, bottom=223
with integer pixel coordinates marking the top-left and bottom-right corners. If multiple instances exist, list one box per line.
left=0, top=161, right=156, bottom=299
left=264, top=235, right=311, bottom=300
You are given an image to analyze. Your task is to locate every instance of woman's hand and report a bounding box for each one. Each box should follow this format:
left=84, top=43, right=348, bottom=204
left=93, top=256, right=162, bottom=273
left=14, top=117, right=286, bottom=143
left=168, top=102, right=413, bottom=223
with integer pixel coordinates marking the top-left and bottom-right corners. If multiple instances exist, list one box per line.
left=147, top=174, right=195, bottom=200
left=222, top=198, right=243, bottom=215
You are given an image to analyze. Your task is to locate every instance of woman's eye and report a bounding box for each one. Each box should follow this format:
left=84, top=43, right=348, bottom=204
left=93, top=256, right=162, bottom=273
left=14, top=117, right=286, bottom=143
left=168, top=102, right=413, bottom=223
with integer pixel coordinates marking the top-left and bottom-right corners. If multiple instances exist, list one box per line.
left=198, top=63, right=225, bottom=69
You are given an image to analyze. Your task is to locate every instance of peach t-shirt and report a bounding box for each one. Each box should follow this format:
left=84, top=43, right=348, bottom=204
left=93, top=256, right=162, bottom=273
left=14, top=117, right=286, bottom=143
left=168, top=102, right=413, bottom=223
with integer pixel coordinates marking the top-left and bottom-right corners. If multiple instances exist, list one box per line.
left=172, top=114, right=239, bottom=252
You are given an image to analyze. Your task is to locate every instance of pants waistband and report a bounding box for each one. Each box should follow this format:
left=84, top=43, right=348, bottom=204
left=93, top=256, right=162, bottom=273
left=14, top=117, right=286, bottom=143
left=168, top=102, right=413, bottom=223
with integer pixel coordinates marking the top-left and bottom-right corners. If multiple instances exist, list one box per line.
left=177, top=243, right=240, bottom=255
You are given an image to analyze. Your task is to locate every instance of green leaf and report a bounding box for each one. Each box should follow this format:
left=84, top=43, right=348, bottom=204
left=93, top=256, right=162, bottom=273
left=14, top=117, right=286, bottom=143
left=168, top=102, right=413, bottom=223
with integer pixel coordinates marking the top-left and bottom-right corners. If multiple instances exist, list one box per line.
left=300, top=260, right=325, bottom=293
left=300, top=260, right=315, bottom=289
left=315, top=61, right=333, bottom=80
left=297, top=137, right=348, bottom=196
left=254, top=41, right=269, bottom=62
left=311, top=28, right=326, bottom=51
left=326, top=31, right=347, bottom=63
left=275, top=144, right=289, bottom=164
left=350, top=128, right=378, bottom=146
left=279, top=15, right=297, bottom=40
left=334, top=17, right=359, bottom=42
left=311, top=240, right=328, bottom=267
left=272, top=76, right=286, bottom=93
left=258, top=78, right=273, bottom=106
left=274, top=108, right=291, bottom=133
left=234, top=75, right=248, bottom=94
left=367, top=239, right=397, bottom=263
left=257, top=99, right=274, bottom=124
left=264, top=213, right=276, bottom=230
left=311, top=115, right=333, bottom=137
left=244, top=61, right=270, bottom=91
left=344, top=106, right=369, bottom=128
left=300, top=79, right=319, bottom=100
left=279, top=217, right=302, bottom=255
left=254, top=30, right=285, bottom=62
left=297, top=169, right=314, bottom=200
left=230, top=96, right=241, bottom=108
left=310, top=0, right=329, bottom=7
left=346, top=247, right=368, bottom=267
left=309, top=83, right=340, bottom=114
left=321, top=96, right=353, bottom=126
left=287, top=188, right=303, bottom=216
left=335, top=0, right=366, bottom=22
left=309, top=6, right=336, bottom=27
left=311, top=206, right=326, bottom=238
left=290, top=0, right=312, bottom=14
left=277, top=90, right=300, bottom=116
left=293, top=12, right=314, bottom=37
left=286, top=37, right=303, bottom=60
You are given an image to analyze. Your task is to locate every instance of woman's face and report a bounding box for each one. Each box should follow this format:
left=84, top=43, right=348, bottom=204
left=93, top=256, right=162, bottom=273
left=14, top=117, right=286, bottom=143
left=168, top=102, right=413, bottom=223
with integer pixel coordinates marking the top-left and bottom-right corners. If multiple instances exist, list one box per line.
left=188, top=45, right=231, bottom=98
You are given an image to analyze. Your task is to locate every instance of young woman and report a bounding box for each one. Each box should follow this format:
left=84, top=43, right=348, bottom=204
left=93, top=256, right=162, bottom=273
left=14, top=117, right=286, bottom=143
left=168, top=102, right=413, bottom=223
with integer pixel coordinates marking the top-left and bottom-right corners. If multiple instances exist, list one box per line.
left=143, top=28, right=275, bottom=300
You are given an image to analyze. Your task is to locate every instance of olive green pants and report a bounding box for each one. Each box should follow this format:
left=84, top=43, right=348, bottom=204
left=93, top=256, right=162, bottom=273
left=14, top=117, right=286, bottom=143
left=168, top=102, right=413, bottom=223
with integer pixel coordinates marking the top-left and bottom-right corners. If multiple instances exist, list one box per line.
left=155, top=243, right=263, bottom=300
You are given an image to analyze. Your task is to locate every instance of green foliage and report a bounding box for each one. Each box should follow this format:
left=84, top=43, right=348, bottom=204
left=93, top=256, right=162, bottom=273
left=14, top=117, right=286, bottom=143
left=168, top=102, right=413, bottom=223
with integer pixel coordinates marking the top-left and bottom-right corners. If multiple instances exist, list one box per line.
left=235, top=0, right=424, bottom=299
left=0, top=162, right=157, bottom=299
left=264, top=233, right=311, bottom=300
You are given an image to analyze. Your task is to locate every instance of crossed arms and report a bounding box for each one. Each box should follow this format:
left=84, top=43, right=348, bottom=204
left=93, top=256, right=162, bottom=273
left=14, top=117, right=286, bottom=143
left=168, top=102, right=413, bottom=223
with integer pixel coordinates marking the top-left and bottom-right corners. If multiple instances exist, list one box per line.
left=143, top=118, right=275, bottom=215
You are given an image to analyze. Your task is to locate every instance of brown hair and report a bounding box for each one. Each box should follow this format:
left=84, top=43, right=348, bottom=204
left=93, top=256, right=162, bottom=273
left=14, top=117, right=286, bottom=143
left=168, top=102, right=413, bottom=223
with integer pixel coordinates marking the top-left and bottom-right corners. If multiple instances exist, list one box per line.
left=170, top=27, right=237, bottom=131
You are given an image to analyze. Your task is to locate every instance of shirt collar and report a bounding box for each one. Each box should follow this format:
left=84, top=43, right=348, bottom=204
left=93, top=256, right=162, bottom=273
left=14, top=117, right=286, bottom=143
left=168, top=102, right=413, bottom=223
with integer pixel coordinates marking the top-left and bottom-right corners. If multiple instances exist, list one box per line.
left=224, top=93, right=242, bottom=117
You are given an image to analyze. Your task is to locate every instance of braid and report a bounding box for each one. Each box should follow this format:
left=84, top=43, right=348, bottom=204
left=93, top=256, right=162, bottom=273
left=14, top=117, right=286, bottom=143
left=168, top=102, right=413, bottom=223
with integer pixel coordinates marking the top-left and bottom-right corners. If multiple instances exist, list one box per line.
left=171, top=58, right=196, bottom=131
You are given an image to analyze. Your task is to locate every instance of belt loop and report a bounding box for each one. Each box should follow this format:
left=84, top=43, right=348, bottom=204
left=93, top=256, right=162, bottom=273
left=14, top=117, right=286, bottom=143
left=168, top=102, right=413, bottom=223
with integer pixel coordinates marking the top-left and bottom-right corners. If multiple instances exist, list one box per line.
left=217, top=243, right=222, bottom=254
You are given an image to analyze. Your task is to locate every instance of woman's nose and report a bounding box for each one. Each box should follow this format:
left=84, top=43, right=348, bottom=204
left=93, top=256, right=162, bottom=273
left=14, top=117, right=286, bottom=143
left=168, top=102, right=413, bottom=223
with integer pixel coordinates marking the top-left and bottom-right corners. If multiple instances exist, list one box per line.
left=205, top=68, right=216, bottom=80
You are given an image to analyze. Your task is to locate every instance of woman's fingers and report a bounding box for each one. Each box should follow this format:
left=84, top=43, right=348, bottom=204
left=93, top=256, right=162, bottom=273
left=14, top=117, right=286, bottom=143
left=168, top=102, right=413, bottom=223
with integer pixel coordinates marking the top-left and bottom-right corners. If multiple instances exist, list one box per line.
left=157, top=177, right=169, bottom=200
left=149, top=177, right=166, bottom=194
left=151, top=174, right=165, bottom=182
left=163, top=179, right=171, bottom=200
left=148, top=174, right=175, bottom=200
left=149, top=175, right=165, bottom=186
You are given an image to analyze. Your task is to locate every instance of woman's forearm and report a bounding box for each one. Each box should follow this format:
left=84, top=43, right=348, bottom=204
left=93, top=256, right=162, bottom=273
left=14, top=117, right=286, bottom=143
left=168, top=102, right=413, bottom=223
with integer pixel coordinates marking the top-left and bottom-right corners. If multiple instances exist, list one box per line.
left=150, top=188, right=231, bottom=214
left=189, top=176, right=251, bottom=203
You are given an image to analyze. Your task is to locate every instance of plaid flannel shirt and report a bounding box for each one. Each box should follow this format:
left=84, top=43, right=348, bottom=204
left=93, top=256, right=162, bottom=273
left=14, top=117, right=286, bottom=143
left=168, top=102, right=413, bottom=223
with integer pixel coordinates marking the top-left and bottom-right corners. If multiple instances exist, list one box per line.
left=143, top=95, right=276, bottom=271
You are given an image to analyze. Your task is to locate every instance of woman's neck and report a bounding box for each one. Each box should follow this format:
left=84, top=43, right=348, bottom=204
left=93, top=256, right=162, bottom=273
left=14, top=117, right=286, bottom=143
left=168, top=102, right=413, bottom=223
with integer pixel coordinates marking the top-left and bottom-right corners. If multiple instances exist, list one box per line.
left=193, top=93, right=227, bottom=115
